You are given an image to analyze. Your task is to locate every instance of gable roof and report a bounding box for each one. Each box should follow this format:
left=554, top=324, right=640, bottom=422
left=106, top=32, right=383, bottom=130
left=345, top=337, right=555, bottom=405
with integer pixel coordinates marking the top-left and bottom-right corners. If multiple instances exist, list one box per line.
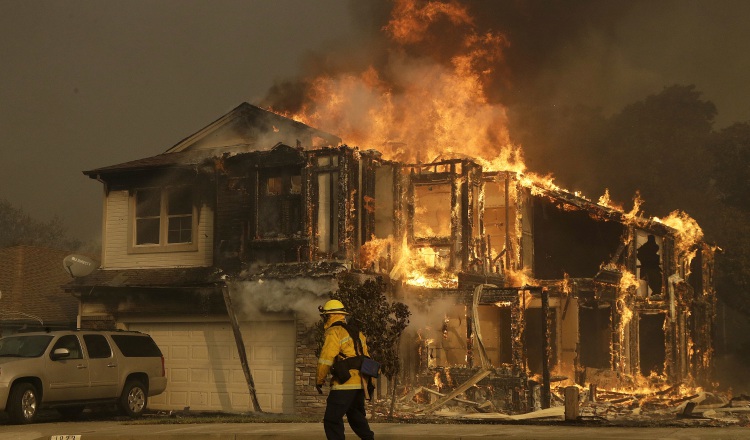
left=84, top=103, right=341, bottom=178
left=166, top=102, right=340, bottom=153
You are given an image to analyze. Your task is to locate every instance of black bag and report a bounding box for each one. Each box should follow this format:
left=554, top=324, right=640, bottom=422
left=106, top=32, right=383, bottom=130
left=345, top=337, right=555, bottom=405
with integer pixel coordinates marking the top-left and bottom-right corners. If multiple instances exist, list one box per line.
left=331, top=321, right=381, bottom=379
left=331, top=357, right=352, bottom=383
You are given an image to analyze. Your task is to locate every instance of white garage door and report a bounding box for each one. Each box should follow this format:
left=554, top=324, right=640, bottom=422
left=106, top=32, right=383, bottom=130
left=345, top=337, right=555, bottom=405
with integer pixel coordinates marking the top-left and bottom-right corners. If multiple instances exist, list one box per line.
left=128, top=320, right=295, bottom=413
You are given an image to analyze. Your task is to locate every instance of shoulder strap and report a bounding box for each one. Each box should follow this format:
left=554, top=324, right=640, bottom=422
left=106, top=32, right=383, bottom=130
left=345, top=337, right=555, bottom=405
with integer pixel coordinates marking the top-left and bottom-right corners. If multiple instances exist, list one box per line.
left=330, top=321, right=364, bottom=357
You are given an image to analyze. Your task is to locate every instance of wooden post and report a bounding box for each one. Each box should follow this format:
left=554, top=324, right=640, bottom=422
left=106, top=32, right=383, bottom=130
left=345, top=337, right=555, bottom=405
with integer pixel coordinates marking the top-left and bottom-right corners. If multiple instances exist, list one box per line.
left=564, top=386, right=579, bottom=421
left=532, top=384, right=541, bottom=412
left=541, top=288, right=551, bottom=409
left=222, top=284, right=262, bottom=412
left=589, top=383, right=597, bottom=402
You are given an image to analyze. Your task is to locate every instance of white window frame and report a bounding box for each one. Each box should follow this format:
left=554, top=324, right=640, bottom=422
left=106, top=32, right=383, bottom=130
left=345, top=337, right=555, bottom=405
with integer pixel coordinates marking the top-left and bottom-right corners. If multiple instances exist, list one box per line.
left=128, top=186, right=198, bottom=254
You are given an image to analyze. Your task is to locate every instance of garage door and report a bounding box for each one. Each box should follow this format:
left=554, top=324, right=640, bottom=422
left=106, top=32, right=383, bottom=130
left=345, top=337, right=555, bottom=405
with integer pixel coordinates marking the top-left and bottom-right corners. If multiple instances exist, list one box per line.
left=128, top=320, right=295, bottom=413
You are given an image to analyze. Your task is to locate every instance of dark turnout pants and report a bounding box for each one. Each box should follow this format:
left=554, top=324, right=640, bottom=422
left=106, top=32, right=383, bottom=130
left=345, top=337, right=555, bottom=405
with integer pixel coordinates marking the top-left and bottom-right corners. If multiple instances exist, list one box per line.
left=323, top=389, right=374, bottom=440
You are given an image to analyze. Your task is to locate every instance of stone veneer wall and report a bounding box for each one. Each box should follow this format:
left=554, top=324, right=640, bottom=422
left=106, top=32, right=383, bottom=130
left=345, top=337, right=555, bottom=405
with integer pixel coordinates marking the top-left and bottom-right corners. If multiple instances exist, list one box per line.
left=295, top=320, right=327, bottom=414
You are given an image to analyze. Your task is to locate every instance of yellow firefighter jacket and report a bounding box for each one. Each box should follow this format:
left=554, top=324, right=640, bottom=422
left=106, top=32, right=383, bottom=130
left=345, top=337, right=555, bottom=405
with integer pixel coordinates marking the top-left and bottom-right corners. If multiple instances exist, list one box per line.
left=316, top=314, right=370, bottom=390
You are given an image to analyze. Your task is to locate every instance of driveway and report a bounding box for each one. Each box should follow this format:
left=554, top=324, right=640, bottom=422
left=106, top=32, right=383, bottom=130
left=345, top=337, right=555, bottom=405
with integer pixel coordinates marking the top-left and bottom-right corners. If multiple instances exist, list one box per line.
left=1, top=420, right=749, bottom=440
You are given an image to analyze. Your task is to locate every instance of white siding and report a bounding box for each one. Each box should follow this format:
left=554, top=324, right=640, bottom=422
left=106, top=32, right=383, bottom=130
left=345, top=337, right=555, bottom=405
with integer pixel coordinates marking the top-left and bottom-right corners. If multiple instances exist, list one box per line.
left=102, top=190, right=213, bottom=268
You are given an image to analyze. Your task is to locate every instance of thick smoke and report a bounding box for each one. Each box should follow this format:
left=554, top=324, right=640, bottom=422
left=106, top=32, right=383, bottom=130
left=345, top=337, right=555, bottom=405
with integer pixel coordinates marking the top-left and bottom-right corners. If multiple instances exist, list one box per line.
left=403, top=296, right=459, bottom=332
left=228, top=278, right=337, bottom=325
left=262, top=0, right=750, bottom=183
left=263, top=0, right=668, bottom=121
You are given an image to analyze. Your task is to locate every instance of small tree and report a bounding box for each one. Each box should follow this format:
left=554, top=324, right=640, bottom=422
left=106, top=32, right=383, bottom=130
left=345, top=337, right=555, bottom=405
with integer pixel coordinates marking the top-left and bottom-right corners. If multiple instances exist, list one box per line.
left=0, top=198, right=82, bottom=250
left=316, top=274, right=410, bottom=380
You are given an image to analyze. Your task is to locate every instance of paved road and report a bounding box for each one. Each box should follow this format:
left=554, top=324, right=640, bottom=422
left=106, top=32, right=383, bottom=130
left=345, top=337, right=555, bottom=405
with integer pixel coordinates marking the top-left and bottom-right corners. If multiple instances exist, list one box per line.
left=1, top=421, right=749, bottom=440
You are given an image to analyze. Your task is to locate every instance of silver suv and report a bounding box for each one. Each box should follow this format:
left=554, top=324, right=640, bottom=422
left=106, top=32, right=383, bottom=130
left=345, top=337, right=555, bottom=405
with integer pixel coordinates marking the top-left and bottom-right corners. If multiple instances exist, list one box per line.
left=0, top=330, right=167, bottom=424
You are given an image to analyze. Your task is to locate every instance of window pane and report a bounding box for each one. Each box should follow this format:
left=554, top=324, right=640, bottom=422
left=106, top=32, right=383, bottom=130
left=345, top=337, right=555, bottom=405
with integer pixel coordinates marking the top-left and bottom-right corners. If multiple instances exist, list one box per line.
left=0, top=335, right=52, bottom=357
left=110, top=335, right=163, bottom=357
left=83, top=334, right=112, bottom=359
left=266, top=176, right=282, bottom=195
left=52, top=335, right=82, bottom=359
left=136, top=218, right=160, bottom=245
left=168, top=187, right=193, bottom=215
left=414, top=184, right=452, bottom=237
left=136, top=189, right=161, bottom=217
left=168, top=216, right=192, bottom=243
left=290, top=175, right=302, bottom=194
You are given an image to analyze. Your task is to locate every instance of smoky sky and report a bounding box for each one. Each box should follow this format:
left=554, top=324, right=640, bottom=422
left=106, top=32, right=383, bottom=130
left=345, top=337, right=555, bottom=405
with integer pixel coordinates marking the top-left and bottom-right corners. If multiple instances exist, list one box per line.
left=266, top=0, right=750, bottom=123
left=2, top=0, right=750, bottom=244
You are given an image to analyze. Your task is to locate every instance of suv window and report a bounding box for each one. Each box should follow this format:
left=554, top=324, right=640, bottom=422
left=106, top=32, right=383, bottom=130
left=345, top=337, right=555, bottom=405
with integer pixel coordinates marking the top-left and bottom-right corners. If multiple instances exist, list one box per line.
left=51, top=335, right=83, bottom=359
left=83, top=334, right=113, bottom=359
left=111, top=334, right=162, bottom=357
left=0, top=335, right=53, bottom=357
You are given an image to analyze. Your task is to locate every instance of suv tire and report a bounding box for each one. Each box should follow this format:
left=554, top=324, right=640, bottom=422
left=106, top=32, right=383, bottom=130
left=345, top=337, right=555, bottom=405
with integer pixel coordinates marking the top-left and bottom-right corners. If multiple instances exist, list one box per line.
left=119, top=380, right=147, bottom=417
left=7, top=383, right=39, bottom=424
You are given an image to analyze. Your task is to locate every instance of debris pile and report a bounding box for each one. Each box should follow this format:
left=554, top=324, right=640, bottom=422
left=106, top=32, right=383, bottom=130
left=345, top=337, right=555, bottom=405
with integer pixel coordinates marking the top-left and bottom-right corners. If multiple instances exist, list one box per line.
left=376, top=382, right=750, bottom=427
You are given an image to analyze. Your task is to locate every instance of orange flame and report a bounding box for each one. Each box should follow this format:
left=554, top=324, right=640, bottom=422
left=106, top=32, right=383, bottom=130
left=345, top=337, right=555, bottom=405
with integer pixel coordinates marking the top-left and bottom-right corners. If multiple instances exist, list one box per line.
left=275, top=0, right=707, bottom=295
left=388, top=234, right=458, bottom=288
left=385, top=0, right=474, bottom=44
left=654, top=211, right=704, bottom=262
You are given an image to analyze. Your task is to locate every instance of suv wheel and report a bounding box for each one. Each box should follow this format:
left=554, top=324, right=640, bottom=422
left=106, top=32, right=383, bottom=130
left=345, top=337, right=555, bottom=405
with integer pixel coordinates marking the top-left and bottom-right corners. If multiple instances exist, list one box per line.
left=7, top=383, right=39, bottom=424
left=119, top=380, right=148, bottom=417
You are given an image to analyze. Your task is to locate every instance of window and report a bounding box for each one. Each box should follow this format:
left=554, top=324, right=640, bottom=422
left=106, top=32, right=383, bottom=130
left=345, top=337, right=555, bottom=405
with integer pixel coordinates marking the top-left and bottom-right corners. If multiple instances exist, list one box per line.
left=258, top=171, right=303, bottom=239
left=0, top=335, right=52, bottom=357
left=167, top=187, right=193, bottom=244
left=83, top=334, right=112, bottom=359
left=111, top=335, right=163, bottom=357
left=413, top=183, right=452, bottom=237
left=135, top=189, right=161, bottom=245
left=266, top=176, right=283, bottom=195
left=51, top=335, right=82, bottom=360
left=132, top=187, right=196, bottom=252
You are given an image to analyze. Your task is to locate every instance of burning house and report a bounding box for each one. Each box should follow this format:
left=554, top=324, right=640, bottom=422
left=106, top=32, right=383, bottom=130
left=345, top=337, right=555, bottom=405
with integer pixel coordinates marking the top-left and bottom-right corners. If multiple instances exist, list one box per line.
left=66, top=102, right=716, bottom=415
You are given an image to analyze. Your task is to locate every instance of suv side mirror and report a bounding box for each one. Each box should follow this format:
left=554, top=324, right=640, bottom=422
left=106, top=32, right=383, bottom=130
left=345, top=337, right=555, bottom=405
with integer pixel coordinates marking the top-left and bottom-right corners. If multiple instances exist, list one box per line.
left=51, top=348, right=71, bottom=360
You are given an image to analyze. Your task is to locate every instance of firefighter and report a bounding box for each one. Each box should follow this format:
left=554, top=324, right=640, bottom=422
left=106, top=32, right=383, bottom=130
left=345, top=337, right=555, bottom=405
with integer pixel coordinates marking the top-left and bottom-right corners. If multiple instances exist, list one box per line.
left=316, top=299, right=375, bottom=440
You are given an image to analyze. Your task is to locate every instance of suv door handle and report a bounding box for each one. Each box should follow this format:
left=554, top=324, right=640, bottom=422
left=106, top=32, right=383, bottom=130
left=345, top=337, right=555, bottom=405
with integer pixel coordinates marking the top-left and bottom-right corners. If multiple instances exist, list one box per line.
left=77, top=364, right=87, bottom=369
left=107, top=363, right=117, bottom=368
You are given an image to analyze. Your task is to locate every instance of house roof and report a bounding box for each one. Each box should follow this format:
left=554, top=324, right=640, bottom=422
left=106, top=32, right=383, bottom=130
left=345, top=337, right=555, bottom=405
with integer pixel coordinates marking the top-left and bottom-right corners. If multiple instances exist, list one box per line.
left=83, top=149, right=220, bottom=176
left=83, top=103, right=341, bottom=178
left=165, top=102, right=340, bottom=154
left=524, top=179, right=675, bottom=236
left=0, top=245, right=79, bottom=325
left=64, top=267, right=224, bottom=290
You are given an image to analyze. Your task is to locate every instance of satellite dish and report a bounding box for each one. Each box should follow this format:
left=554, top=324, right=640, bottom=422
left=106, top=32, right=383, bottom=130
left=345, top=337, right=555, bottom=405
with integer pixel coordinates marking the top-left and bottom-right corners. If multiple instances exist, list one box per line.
left=63, top=254, right=98, bottom=278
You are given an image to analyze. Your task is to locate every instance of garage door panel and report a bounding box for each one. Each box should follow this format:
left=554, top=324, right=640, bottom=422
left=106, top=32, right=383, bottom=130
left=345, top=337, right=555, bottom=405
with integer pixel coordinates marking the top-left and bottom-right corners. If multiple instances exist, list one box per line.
left=212, top=368, right=232, bottom=383
left=172, top=392, right=188, bottom=406
left=276, top=346, right=295, bottom=361
left=253, top=369, right=273, bottom=385
left=191, top=346, right=209, bottom=359
left=252, top=346, right=274, bottom=362
left=171, top=368, right=189, bottom=383
left=190, top=368, right=210, bottom=383
left=275, top=369, right=294, bottom=386
left=129, top=320, right=295, bottom=413
left=171, top=345, right=189, bottom=359
left=256, top=393, right=273, bottom=410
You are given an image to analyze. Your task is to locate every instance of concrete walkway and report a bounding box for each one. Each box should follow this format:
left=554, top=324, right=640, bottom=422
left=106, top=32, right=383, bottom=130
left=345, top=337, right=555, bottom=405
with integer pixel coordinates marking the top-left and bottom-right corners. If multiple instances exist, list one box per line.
left=1, top=421, right=750, bottom=440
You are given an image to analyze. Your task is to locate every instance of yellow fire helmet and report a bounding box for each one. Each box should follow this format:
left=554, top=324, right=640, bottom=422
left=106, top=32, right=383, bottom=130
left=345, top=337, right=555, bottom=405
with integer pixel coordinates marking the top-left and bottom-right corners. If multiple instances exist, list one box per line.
left=319, top=299, right=349, bottom=315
